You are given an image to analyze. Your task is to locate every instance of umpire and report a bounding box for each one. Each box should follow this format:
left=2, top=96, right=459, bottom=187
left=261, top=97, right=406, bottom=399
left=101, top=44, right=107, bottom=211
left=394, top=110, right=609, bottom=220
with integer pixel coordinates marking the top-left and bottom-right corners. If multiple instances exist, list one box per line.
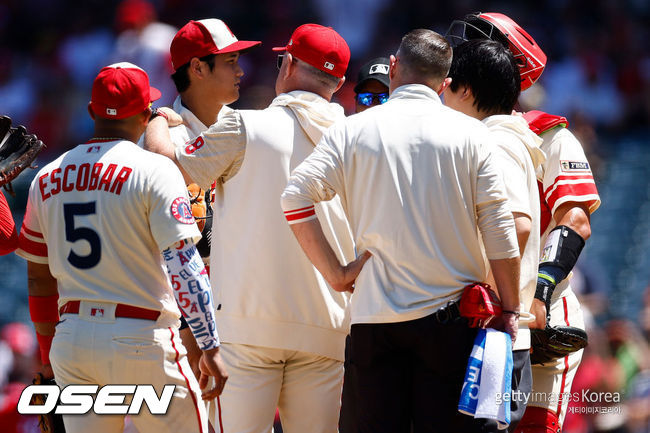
left=281, top=29, right=521, bottom=433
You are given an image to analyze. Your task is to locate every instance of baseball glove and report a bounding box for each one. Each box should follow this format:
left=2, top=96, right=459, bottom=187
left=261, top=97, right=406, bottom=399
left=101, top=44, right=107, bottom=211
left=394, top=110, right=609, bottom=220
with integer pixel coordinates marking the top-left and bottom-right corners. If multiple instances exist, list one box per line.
left=187, top=183, right=212, bottom=259
left=31, top=373, right=66, bottom=433
left=0, top=115, right=45, bottom=193
left=530, top=325, right=588, bottom=365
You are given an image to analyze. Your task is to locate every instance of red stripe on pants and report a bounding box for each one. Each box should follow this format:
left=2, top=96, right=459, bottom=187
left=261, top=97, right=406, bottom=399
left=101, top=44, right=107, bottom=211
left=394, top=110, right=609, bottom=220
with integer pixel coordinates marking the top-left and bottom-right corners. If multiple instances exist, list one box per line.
left=169, top=327, right=204, bottom=433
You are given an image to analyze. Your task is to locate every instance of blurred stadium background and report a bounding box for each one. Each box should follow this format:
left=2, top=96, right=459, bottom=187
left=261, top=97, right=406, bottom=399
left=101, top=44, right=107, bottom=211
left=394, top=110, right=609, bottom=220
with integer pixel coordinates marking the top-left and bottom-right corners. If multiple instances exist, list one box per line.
left=1, top=0, right=649, bottom=432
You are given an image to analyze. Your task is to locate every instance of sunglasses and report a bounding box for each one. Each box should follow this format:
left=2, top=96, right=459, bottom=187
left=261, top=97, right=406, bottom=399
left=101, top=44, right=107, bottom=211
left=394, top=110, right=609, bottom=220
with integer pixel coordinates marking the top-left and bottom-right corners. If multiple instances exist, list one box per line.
left=277, top=54, right=285, bottom=70
left=356, top=92, right=389, bottom=106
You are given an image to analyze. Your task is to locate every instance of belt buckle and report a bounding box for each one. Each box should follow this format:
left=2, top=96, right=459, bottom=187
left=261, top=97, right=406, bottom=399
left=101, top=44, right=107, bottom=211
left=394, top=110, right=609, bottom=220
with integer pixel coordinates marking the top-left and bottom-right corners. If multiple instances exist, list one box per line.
left=435, top=302, right=452, bottom=324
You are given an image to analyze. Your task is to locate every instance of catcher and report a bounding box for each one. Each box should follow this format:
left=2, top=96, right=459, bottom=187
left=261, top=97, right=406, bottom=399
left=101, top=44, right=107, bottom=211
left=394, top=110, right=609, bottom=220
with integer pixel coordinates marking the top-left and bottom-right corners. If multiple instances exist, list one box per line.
left=447, top=13, right=598, bottom=433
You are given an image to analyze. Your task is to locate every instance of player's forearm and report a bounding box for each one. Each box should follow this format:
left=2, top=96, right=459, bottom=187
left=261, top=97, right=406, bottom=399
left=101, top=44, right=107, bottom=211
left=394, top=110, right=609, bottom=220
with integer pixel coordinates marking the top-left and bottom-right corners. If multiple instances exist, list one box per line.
left=144, top=117, right=175, bottom=158
left=162, top=239, right=219, bottom=350
left=553, top=202, right=591, bottom=240
left=144, top=117, right=192, bottom=182
left=289, top=219, right=347, bottom=290
left=27, top=262, right=59, bottom=365
left=512, top=212, right=531, bottom=255
left=488, top=256, right=521, bottom=311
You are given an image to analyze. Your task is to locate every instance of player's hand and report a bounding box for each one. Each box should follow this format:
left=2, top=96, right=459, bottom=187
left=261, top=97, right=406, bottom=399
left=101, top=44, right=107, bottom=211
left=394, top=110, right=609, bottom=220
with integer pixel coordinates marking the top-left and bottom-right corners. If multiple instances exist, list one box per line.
left=158, top=107, right=184, bottom=127
left=529, top=298, right=547, bottom=329
left=180, top=327, right=203, bottom=380
left=331, top=251, right=372, bottom=293
left=489, top=313, right=518, bottom=343
left=198, top=347, right=228, bottom=401
left=40, top=364, right=54, bottom=380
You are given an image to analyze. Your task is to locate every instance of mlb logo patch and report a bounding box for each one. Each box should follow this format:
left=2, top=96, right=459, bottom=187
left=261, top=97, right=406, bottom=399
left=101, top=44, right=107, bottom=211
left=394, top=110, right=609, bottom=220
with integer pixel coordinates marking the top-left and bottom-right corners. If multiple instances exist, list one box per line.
left=369, top=64, right=389, bottom=75
left=91, top=308, right=105, bottom=317
left=171, top=197, right=195, bottom=224
left=324, top=61, right=335, bottom=70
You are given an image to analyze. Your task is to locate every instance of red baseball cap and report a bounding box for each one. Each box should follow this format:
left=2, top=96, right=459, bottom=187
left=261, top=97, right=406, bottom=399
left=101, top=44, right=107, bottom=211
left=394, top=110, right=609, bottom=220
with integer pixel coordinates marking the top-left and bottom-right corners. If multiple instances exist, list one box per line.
left=273, top=24, right=350, bottom=78
left=89, top=62, right=161, bottom=119
left=115, top=0, right=155, bottom=32
left=171, top=19, right=261, bottom=71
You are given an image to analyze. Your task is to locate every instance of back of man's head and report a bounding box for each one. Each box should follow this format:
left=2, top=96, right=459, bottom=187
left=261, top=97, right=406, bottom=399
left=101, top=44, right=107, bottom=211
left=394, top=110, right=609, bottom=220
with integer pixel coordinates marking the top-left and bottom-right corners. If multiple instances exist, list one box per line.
left=448, top=39, right=520, bottom=115
left=273, top=24, right=350, bottom=99
left=396, top=29, right=452, bottom=87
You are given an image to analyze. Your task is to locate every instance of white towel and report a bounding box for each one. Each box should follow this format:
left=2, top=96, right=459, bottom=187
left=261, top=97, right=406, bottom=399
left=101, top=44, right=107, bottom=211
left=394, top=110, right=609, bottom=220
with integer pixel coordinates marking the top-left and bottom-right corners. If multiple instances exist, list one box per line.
left=475, top=329, right=513, bottom=429
left=458, top=328, right=513, bottom=430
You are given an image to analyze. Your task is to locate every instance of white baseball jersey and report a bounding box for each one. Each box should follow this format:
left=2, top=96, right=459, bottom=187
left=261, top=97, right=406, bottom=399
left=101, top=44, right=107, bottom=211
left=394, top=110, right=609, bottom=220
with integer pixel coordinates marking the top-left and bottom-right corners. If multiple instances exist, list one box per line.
left=484, top=114, right=545, bottom=351
left=16, top=139, right=200, bottom=316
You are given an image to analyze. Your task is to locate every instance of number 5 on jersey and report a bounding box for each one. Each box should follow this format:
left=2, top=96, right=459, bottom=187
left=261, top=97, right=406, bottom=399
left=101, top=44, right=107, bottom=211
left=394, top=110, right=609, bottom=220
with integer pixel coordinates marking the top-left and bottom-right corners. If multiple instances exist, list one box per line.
left=64, top=202, right=101, bottom=269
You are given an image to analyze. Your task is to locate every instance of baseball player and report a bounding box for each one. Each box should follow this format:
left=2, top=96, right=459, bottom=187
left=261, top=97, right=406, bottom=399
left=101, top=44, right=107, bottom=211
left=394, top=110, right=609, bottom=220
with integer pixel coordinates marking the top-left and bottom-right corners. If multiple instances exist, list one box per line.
left=281, top=29, right=521, bottom=433
left=145, top=24, right=357, bottom=433
left=447, top=13, right=601, bottom=432
left=0, top=191, right=17, bottom=255
left=445, top=38, right=546, bottom=431
left=353, top=57, right=390, bottom=113
left=164, top=17, right=260, bottom=385
left=15, top=62, right=226, bottom=433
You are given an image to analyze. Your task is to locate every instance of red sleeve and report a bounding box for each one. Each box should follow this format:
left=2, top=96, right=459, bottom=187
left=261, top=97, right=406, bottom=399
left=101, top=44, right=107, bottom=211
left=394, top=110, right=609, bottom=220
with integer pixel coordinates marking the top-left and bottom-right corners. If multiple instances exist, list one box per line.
left=0, top=191, right=18, bottom=255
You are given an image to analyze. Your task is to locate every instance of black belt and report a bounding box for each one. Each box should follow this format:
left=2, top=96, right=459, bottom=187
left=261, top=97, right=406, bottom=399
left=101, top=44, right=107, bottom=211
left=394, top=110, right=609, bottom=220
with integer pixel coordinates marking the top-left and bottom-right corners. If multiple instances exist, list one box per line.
left=432, top=301, right=461, bottom=324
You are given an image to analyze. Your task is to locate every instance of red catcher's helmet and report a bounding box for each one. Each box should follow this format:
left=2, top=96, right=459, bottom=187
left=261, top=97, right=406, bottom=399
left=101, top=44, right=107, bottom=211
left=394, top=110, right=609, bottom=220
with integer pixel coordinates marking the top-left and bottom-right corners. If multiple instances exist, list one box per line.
left=445, top=12, right=547, bottom=91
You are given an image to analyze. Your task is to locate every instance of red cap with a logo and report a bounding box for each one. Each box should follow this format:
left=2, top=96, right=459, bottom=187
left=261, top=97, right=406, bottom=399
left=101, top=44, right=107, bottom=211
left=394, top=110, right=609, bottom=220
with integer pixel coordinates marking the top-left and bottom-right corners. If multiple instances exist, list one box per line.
left=273, top=24, right=350, bottom=78
left=90, top=62, right=161, bottom=119
left=171, top=19, right=261, bottom=71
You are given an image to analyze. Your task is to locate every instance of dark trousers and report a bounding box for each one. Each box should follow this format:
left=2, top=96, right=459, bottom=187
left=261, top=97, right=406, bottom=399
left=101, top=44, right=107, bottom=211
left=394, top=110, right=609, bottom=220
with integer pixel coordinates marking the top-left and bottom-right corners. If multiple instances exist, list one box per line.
left=343, top=312, right=487, bottom=433
left=339, top=313, right=532, bottom=433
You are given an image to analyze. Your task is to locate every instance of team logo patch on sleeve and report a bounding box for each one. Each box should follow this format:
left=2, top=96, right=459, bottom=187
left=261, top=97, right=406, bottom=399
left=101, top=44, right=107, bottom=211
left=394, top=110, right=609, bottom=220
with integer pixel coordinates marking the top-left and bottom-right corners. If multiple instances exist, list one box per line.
left=170, top=197, right=195, bottom=224
left=560, top=161, right=591, bottom=172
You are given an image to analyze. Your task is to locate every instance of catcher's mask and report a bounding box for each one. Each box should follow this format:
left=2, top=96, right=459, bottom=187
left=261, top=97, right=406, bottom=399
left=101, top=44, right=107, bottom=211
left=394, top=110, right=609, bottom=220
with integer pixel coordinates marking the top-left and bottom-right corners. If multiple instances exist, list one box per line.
left=445, top=12, right=547, bottom=91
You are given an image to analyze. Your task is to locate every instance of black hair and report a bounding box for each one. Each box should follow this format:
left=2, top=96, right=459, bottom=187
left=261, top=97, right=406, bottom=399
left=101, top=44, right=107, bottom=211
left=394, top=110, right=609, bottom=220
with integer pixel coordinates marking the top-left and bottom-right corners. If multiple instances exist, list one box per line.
left=170, top=54, right=217, bottom=93
left=448, top=39, right=520, bottom=115
left=397, top=29, right=452, bottom=82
